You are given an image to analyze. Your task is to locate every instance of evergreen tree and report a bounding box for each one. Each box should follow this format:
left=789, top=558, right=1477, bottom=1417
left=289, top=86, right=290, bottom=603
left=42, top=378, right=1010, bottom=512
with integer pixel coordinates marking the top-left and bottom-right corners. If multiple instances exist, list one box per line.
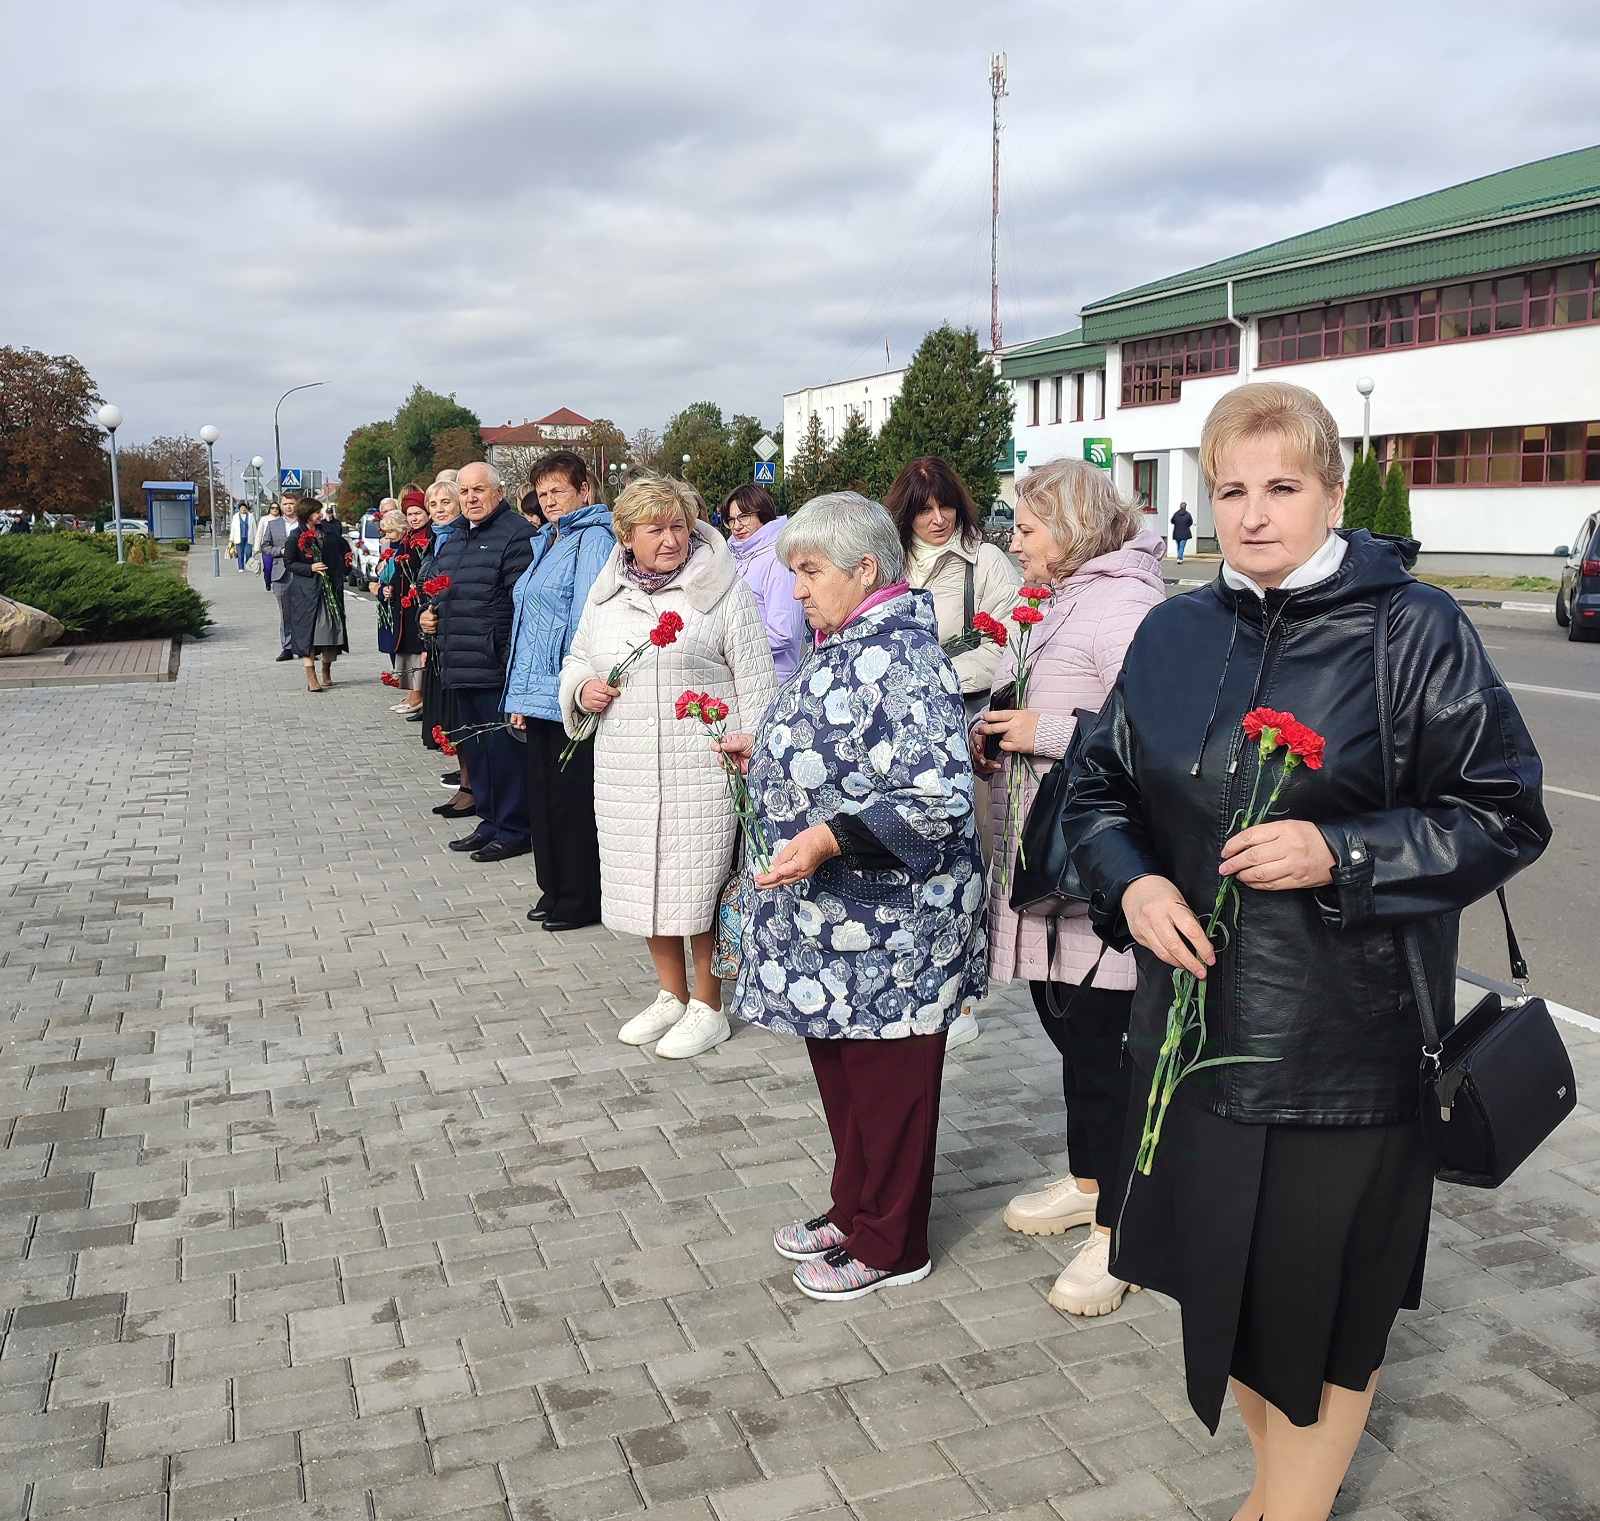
left=787, top=412, right=831, bottom=507
left=876, top=323, right=1014, bottom=506
left=1342, top=448, right=1381, bottom=534
left=824, top=409, right=882, bottom=497
left=1374, top=459, right=1413, bottom=539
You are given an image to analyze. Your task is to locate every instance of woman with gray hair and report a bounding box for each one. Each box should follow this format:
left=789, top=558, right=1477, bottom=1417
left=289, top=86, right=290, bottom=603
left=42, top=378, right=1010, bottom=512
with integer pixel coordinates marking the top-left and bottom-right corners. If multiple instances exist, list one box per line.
left=718, top=492, right=987, bottom=1301
left=975, top=457, right=1165, bottom=1320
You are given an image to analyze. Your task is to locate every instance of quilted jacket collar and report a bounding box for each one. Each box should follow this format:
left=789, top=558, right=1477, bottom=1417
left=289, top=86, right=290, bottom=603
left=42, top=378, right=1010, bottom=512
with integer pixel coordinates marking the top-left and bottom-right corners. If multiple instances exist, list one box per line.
left=826, top=587, right=937, bottom=648
left=590, top=519, right=737, bottom=613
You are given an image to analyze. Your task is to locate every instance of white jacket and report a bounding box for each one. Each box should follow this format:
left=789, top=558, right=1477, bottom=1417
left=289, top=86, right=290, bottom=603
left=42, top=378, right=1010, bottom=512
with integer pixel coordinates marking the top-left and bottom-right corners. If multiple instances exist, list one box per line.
left=906, top=536, right=1022, bottom=696
left=559, top=521, right=778, bottom=937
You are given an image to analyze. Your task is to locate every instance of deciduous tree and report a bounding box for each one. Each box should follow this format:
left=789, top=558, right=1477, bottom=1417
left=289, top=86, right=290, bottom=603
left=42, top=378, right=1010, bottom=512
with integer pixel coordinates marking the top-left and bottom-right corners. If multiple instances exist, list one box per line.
left=337, top=421, right=396, bottom=516
left=876, top=324, right=1013, bottom=507
left=392, top=384, right=482, bottom=483
left=429, top=425, right=483, bottom=477
left=0, top=346, right=105, bottom=518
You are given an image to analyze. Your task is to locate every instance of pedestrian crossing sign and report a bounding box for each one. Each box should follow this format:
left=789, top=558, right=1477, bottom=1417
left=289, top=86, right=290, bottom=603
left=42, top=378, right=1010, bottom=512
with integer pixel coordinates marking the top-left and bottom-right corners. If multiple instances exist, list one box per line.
left=754, top=460, right=776, bottom=484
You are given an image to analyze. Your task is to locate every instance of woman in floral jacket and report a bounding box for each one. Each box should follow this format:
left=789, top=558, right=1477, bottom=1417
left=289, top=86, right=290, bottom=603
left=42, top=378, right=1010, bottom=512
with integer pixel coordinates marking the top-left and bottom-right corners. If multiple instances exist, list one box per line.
left=721, top=492, right=987, bottom=1303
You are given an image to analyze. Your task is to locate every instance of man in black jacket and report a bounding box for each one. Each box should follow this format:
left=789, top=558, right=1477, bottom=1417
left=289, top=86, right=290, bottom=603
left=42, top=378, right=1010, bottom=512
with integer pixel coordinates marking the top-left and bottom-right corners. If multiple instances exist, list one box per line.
left=421, top=462, right=535, bottom=861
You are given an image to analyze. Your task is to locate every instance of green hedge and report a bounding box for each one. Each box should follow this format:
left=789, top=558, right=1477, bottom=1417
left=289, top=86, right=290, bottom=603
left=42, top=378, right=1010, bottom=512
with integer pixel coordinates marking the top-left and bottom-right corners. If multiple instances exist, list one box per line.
left=0, top=536, right=211, bottom=643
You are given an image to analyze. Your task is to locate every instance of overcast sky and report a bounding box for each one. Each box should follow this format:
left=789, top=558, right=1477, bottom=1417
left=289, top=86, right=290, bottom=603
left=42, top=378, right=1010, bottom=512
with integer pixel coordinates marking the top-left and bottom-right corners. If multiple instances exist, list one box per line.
left=5, top=1, right=1598, bottom=485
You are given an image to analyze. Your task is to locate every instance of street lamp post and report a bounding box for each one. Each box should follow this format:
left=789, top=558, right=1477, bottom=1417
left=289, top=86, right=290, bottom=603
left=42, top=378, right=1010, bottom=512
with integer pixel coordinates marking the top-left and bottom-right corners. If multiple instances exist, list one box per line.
left=250, top=455, right=266, bottom=509
left=274, top=381, right=327, bottom=500
left=1356, top=376, right=1375, bottom=457
left=97, top=404, right=126, bottom=564
left=681, top=453, right=691, bottom=480
left=200, top=425, right=221, bottom=577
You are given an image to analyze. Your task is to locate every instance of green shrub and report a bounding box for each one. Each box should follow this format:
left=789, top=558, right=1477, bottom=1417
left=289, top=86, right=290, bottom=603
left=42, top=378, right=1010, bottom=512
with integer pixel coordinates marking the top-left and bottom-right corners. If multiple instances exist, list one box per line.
left=1343, top=448, right=1382, bottom=533
left=0, top=535, right=211, bottom=643
left=1374, top=461, right=1413, bottom=539
left=163, top=539, right=191, bottom=553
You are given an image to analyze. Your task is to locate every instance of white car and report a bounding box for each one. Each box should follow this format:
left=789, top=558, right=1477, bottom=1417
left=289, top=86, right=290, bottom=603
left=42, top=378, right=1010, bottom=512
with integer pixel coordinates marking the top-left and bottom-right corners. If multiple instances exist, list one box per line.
left=353, top=513, right=385, bottom=582
left=105, top=518, right=149, bottom=537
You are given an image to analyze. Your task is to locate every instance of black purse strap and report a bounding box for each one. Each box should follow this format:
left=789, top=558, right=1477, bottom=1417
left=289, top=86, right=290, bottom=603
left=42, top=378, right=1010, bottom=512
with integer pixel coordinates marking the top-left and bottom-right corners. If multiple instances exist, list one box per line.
left=1372, top=587, right=1530, bottom=1063
left=963, top=558, right=975, bottom=631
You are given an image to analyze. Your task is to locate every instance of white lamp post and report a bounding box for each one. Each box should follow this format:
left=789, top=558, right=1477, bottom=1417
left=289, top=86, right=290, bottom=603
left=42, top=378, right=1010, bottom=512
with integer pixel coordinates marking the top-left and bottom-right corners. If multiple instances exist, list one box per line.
left=681, top=453, right=691, bottom=480
left=1356, top=377, right=1375, bottom=458
left=200, top=425, right=220, bottom=577
left=250, top=455, right=265, bottom=509
left=97, top=404, right=126, bottom=564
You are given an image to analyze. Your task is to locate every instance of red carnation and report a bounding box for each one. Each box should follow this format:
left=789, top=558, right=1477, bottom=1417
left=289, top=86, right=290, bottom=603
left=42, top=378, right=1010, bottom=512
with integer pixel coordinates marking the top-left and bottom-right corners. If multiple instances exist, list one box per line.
left=1241, top=707, right=1290, bottom=745
left=378, top=546, right=395, bottom=563
left=1011, top=605, right=1044, bottom=626
left=431, top=724, right=458, bottom=757
left=702, top=696, right=729, bottom=723
left=971, top=611, right=1007, bottom=646
left=422, top=575, right=450, bottom=597
left=674, top=690, right=703, bottom=721
left=297, top=529, right=318, bottom=554
left=649, top=612, right=682, bottom=647
left=400, top=588, right=418, bottom=609
left=1282, top=717, right=1327, bottom=770
left=1019, top=584, right=1054, bottom=602
left=658, top=611, right=685, bottom=635
left=405, top=528, right=430, bottom=549
left=380, top=671, right=400, bottom=688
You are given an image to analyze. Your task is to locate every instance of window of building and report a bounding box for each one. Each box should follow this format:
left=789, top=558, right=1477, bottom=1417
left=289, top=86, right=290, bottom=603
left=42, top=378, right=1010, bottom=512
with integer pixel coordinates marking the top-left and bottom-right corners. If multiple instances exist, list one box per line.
left=1072, top=372, right=1085, bottom=422
left=1029, top=379, right=1041, bottom=427
left=1093, top=371, right=1105, bottom=420
left=1132, top=458, right=1158, bottom=513
left=1121, top=325, right=1241, bottom=406
left=866, top=399, right=873, bottom=428
left=1396, top=420, right=1600, bottom=487
left=1050, top=375, right=1063, bottom=425
left=1258, top=259, right=1600, bottom=367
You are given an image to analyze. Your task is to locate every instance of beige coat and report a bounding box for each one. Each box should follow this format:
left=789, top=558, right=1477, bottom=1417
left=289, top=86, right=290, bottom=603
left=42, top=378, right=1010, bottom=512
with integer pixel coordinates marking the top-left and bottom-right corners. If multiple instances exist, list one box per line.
left=559, top=522, right=778, bottom=938
left=906, top=536, right=1022, bottom=696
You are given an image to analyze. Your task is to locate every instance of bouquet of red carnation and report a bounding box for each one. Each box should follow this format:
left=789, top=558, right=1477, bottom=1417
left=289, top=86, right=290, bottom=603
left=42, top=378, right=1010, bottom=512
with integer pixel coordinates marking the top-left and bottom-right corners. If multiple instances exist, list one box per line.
left=560, top=611, right=684, bottom=769
left=343, top=548, right=353, bottom=571
left=421, top=574, right=450, bottom=600
left=430, top=719, right=509, bottom=758
left=380, top=671, right=401, bottom=688
left=676, top=689, right=771, bottom=872
left=985, top=584, right=1053, bottom=891
left=298, top=528, right=344, bottom=637
left=400, top=587, right=418, bottom=610
left=1134, top=707, right=1325, bottom=1176
left=378, top=545, right=396, bottom=565
left=404, top=527, right=431, bottom=551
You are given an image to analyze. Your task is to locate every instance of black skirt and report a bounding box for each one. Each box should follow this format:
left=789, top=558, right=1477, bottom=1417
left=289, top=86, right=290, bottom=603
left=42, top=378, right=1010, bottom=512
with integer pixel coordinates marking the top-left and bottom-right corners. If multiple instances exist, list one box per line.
left=1108, top=1069, right=1432, bottom=1432
left=420, top=651, right=456, bottom=752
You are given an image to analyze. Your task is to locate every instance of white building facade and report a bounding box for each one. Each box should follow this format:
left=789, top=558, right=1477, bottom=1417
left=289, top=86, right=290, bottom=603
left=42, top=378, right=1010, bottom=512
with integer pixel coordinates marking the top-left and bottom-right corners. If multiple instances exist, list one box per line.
left=781, top=368, right=905, bottom=471
left=1003, top=146, right=1600, bottom=557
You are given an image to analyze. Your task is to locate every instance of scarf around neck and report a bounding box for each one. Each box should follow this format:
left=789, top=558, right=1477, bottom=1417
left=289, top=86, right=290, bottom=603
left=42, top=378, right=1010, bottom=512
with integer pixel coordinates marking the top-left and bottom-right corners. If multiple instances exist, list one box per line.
left=622, top=534, right=701, bottom=595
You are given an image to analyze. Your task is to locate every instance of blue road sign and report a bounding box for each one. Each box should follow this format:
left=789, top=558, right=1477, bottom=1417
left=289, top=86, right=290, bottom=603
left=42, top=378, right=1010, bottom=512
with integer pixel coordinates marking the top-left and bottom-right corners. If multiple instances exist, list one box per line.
left=279, top=468, right=303, bottom=490
left=753, top=460, right=776, bottom=484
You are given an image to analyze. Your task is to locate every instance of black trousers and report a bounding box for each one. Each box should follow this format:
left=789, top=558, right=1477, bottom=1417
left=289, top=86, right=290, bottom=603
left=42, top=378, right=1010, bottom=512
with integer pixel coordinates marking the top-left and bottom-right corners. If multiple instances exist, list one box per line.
left=524, top=718, right=601, bottom=921
left=452, top=687, right=529, bottom=847
left=1030, top=982, right=1134, bottom=1220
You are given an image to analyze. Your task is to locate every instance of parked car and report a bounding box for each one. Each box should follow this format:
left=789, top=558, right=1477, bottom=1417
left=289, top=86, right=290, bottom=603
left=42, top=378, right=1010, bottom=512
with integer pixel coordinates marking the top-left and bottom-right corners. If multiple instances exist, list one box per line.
left=0, top=511, right=31, bottom=534
left=103, top=519, right=150, bottom=537
left=1555, top=513, right=1600, bottom=643
left=353, top=512, right=385, bottom=582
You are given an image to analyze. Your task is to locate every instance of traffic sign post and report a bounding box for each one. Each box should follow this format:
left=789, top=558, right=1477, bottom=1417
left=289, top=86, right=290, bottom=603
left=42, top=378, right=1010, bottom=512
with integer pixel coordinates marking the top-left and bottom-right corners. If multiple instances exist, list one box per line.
left=753, top=435, right=779, bottom=463
left=279, top=468, right=304, bottom=494
left=753, top=460, right=776, bottom=485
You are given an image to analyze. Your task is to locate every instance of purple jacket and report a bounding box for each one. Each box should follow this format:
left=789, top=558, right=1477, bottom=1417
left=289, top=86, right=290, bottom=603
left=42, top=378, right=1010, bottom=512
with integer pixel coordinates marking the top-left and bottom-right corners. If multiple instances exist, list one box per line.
left=729, top=518, right=808, bottom=682
left=987, top=529, right=1167, bottom=990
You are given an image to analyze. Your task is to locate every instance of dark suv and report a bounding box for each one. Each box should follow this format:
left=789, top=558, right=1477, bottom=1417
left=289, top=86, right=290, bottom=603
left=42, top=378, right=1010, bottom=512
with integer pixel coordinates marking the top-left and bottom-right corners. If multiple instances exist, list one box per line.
left=1556, top=512, right=1600, bottom=643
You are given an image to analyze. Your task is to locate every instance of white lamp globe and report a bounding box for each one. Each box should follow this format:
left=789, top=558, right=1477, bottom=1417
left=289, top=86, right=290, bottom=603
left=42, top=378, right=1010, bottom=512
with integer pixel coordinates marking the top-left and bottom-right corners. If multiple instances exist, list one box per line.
left=199, top=425, right=220, bottom=445
left=251, top=455, right=264, bottom=470
left=97, top=404, right=123, bottom=432
left=1355, top=377, right=1375, bottom=398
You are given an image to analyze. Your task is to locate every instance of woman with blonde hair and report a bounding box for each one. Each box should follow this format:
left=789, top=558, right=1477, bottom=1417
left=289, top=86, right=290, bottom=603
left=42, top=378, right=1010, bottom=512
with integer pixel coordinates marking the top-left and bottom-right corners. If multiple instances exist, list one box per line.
left=975, top=458, right=1165, bottom=1320
left=560, top=473, right=776, bottom=1060
left=1061, top=381, right=1549, bottom=1520
left=419, top=480, right=474, bottom=817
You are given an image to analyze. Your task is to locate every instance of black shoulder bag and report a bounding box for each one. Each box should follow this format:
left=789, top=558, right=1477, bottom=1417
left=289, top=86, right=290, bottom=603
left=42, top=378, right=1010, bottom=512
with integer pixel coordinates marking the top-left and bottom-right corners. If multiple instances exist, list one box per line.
left=1374, top=586, right=1575, bottom=1187
left=1008, top=702, right=1105, bottom=918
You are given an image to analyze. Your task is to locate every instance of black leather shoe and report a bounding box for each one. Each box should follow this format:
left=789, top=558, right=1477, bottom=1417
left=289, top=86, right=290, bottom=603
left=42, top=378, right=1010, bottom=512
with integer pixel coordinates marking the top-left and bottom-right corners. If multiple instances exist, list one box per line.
left=439, top=771, right=461, bottom=789
left=275, top=650, right=294, bottom=662
left=542, top=916, right=600, bottom=933
left=405, top=711, right=423, bottom=722
left=526, top=905, right=548, bottom=922
left=471, top=841, right=531, bottom=863
left=448, top=832, right=492, bottom=852
left=432, top=798, right=477, bottom=818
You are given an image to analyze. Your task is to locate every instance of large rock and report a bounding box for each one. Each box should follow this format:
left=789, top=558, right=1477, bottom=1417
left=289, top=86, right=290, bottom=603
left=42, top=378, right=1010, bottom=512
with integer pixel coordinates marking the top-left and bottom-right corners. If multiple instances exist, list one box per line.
left=0, top=595, right=65, bottom=655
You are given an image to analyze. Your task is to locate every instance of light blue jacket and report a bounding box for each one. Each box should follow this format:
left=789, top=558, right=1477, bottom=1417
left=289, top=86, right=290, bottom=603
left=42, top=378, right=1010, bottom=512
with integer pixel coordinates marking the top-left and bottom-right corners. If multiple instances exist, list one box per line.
left=501, top=503, right=616, bottom=722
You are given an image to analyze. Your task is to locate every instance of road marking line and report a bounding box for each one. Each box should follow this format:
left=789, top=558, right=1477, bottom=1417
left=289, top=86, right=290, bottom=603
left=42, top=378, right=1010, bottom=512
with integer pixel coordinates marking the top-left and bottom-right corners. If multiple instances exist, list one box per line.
left=1500, top=601, right=1555, bottom=613
left=1551, top=1001, right=1600, bottom=1036
left=1507, top=681, right=1600, bottom=704
left=1547, top=784, right=1600, bottom=804
left=1460, top=972, right=1600, bottom=1034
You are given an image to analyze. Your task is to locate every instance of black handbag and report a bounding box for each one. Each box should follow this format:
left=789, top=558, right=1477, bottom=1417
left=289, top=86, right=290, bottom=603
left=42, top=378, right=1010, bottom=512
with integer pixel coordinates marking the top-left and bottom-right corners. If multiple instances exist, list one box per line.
left=1008, top=703, right=1104, bottom=917
left=1374, top=587, right=1575, bottom=1187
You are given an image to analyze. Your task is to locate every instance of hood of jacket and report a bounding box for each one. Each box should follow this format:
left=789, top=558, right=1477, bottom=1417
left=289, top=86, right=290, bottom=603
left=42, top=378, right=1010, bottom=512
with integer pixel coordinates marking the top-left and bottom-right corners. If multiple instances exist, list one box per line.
left=827, top=586, right=939, bottom=648
left=1058, top=527, right=1167, bottom=595
left=728, top=516, right=785, bottom=564
left=591, top=518, right=737, bottom=613
left=544, top=501, right=613, bottom=546
left=1215, top=529, right=1416, bottom=620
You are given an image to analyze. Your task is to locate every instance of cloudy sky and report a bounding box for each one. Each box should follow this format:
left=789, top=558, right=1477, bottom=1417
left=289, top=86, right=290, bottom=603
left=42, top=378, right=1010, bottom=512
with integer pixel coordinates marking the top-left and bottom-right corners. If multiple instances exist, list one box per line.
left=5, top=1, right=1597, bottom=485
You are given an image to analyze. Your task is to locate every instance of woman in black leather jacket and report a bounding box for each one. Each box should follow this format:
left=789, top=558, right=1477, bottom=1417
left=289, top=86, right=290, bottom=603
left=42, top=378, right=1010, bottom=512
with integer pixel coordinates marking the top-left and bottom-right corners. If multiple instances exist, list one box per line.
left=1061, top=382, right=1549, bottom=1521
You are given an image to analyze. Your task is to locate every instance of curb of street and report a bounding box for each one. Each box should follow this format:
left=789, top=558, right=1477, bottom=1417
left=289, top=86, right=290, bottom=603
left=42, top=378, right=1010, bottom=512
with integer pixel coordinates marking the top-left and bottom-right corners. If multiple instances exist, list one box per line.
left=1161, top=575, right=1555, bottom=614
left=1458, top=967, right=1600, bottom=1036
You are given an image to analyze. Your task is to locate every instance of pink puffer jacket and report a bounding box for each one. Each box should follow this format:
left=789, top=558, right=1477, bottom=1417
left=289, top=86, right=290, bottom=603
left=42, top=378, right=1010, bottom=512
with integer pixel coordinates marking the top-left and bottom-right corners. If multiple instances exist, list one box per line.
left=987, top=529, right=1166, bottom=989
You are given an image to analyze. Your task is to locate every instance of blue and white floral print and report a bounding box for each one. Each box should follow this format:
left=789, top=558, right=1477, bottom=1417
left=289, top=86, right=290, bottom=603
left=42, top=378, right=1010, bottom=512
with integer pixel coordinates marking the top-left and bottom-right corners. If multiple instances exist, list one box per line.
left=732, top=589, right=988, bottom=1040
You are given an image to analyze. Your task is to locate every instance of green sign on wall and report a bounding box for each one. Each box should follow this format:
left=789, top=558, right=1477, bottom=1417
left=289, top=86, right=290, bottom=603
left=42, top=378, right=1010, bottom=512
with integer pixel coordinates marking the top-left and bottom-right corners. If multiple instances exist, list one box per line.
left=1083, top=438, right=1113, bottom=469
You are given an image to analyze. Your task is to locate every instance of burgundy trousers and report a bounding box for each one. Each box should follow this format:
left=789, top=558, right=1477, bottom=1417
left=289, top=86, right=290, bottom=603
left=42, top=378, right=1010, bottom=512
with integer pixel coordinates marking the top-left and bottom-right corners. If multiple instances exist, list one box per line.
left=806, top=1032, right=948, bottom=1273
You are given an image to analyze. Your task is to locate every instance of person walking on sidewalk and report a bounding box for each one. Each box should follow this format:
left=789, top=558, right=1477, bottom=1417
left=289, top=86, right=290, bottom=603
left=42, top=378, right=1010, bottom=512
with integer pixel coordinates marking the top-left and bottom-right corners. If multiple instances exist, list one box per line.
left=280, top=498, right=346, bottom=691
left=720, top=492, right=986, bottom=1302
left=259, top=501, right=295, bottom=660
left=504, top=451, right=615, bottom=933
left=421, top=462, right=534, bottom=863
left=254, top=502, right=280, bottom=591
left=973, top=458, right=1163, bottom=1319
left=228, top=503, right=255, bottom=573
left=1170, top=500, right=1194, bottom=563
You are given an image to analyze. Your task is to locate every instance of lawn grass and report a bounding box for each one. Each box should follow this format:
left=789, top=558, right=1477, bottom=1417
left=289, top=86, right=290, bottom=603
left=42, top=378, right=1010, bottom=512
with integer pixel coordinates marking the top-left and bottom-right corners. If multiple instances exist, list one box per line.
left=1418, top=574, right=1558, bottom=593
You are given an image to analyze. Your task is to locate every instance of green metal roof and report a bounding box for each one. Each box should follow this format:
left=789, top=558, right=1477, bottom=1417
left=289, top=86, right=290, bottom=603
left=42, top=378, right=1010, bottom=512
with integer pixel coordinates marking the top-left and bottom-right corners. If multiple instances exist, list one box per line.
left=999, top=327, right=1108, bottom=381
left=1081, top=144, right=1600, bottom=343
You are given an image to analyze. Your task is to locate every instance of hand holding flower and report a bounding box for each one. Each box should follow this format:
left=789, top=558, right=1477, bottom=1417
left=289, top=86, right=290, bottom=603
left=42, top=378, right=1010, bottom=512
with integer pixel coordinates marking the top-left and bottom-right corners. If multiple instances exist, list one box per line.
left=419, top=609, right=438, bottom=634
left=713, top=730, right=754, bottom=775
left=579, top=679, right=622, bottom=715
left=976, top=707, right=1039, bottom=755
left=1123, top=876, right=1215, bottom=980
left=1218, top=821, right=1335, bottom=890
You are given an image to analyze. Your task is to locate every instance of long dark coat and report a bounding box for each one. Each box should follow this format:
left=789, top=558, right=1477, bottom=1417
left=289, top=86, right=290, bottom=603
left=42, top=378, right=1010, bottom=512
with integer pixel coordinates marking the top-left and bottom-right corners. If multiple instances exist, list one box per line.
left=281, top=521, right=349, bottom=657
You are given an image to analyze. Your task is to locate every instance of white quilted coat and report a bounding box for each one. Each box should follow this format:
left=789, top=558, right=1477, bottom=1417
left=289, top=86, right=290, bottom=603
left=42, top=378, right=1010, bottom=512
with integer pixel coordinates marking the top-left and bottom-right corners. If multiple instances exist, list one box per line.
left=559, top=522, right=778, bottom=937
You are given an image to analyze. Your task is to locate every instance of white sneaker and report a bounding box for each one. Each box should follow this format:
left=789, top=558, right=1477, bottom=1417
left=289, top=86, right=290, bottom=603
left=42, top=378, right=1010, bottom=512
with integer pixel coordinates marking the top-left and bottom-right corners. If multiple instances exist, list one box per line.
left=945, top=1009, right=980, bottom=1050
left=1046, top=1231, right=1141, bottom=1318
left=655, top=999, right=730, bottom=1059
left=619, top=991, right=686, bottom=1046
left=1002, top=1175, right=1099, bottom=1236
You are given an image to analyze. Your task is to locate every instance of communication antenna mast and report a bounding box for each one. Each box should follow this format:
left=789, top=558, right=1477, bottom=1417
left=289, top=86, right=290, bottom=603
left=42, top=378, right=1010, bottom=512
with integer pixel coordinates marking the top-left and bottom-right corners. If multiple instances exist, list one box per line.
left=989, top=51, right=1008, bottom=354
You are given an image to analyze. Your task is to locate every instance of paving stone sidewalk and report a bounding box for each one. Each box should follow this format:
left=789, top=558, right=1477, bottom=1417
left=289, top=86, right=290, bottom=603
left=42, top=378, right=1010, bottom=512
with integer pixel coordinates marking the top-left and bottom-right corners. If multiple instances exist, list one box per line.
left=3, top=564, right=1599, bottom=1521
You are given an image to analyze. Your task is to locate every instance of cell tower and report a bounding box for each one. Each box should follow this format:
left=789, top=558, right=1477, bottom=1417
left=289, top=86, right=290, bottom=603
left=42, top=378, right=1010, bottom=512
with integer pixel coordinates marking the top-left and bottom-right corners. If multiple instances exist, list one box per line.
left=989, top=52, right=1008, bottom=355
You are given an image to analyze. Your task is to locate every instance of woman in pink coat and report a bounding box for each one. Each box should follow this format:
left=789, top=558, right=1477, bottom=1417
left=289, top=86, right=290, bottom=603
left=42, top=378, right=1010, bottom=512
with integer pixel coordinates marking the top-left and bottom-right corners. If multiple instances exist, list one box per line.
left=974, top=458, right=1165, bottom=1320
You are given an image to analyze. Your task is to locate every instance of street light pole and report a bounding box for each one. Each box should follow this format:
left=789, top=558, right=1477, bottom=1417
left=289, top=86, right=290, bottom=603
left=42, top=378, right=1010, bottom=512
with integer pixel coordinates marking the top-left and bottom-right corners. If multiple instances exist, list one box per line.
left=1356, top=376, right=1375, bottom=458
left=274, top=381, right=327, bottom=500
left=200, top=426, right=221, bottom=577
left=97, top=404, right=125, bottom=564
left=250, top=455, right=266, bottom=510
left=681, top=453, right=691, bottom=480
